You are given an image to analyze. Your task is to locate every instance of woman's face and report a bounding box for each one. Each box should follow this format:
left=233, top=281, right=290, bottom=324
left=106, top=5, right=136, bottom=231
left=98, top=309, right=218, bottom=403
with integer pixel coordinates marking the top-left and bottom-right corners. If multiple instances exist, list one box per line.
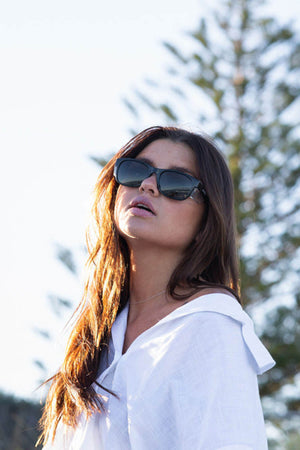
left=114, top=139, right=205, bottom=255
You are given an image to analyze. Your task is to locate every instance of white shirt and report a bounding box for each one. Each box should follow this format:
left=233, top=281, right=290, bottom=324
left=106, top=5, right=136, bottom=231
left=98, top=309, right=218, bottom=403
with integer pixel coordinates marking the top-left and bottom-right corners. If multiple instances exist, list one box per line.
left=46, top=293, right=275, bottom=450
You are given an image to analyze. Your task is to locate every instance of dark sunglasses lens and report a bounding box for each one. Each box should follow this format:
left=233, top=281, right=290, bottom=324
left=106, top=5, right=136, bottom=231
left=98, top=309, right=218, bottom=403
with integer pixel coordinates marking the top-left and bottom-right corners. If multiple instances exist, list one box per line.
left=117, top=160, right=149, bottom=187
left=160, top=172, right=193, bottom=200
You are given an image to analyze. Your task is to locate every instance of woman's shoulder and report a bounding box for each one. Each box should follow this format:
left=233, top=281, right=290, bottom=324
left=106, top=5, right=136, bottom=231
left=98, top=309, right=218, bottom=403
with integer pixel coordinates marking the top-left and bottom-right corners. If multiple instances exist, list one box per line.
left=161, top=292, right=245, bottom=353
left=166, top=288, right=242, bottom=327
left=176, top=300, right=244, bottom=342
left=167, top=292, right=275, bottom=376
left=171, top=291, right=248, bottom=351
left=185, top=286, right=237, bottom=302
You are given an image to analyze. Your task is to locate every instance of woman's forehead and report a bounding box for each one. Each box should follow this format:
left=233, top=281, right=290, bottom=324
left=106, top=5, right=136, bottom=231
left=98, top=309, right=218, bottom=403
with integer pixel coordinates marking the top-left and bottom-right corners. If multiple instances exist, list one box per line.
left=137, top=139, right=199, bottom=175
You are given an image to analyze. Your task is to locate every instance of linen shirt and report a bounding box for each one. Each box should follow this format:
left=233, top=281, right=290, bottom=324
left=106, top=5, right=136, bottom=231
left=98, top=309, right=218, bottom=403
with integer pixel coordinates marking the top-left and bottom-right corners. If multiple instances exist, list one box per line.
left=46, top=293, right=275, bottom=450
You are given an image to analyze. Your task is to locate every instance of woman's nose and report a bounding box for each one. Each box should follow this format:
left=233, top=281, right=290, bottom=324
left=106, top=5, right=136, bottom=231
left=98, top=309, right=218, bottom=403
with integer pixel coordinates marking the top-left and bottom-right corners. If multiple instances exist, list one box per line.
left=139, top=174, right=159, bottom=196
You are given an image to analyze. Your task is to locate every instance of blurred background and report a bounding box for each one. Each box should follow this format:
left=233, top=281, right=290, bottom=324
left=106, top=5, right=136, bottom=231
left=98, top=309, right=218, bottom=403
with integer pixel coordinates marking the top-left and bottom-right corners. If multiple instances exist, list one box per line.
left=0, top=0, right=299, bottom=448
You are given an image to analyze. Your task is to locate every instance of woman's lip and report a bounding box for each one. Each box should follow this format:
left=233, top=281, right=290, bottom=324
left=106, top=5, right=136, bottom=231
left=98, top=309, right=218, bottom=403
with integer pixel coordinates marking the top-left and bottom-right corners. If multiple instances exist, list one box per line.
left=129, top=206, right=155, bottom=217
left=128, top=196, right=156, bottom=215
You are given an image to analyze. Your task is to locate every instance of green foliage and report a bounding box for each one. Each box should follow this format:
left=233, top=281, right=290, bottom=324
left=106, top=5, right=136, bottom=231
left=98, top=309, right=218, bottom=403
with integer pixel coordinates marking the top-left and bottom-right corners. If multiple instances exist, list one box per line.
left=90, top=154, right=114, bottom=168
left=47, top=294, right=73, bottom=317
left=55, top=243, right=77, bottom=275
left=286, top=432, right=300, bottom=450
left=0, top=392, right=42, bottom=450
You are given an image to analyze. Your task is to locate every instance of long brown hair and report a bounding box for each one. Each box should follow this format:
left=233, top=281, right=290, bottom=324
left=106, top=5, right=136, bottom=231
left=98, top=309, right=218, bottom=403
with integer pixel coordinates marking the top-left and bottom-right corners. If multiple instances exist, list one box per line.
left=38, top=126, right=240, bottom=446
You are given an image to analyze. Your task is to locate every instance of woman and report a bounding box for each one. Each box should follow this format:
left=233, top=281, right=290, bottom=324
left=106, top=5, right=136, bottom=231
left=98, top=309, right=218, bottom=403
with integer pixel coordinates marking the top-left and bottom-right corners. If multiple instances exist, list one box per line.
left=39, top=126, right=275, bottom=449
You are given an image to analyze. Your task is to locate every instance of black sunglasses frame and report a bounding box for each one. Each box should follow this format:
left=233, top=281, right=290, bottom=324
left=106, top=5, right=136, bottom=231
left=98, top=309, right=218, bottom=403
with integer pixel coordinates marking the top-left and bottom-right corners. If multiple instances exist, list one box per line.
left=114, top=157, right=207, bottom=201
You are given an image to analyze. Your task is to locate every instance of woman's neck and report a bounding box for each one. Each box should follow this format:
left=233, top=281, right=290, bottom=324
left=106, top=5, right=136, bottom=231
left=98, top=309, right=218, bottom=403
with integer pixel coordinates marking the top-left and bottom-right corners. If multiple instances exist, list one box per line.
left=127, top=244, right=184, bottom=320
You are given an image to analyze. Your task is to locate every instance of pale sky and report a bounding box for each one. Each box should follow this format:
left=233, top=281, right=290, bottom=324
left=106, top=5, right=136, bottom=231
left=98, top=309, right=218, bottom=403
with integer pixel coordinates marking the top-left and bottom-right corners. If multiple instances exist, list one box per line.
left=0, top=0, right=299, bottom=401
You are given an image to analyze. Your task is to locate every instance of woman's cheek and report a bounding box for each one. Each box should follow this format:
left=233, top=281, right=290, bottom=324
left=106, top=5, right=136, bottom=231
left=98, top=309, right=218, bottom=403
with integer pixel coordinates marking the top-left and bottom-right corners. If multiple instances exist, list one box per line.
left=113, top=188, right=126, bottom=234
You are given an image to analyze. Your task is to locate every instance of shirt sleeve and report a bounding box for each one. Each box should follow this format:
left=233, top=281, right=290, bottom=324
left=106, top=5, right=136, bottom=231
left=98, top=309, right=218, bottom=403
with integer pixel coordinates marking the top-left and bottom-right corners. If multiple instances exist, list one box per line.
left=174, top=312, right=269, bottom=450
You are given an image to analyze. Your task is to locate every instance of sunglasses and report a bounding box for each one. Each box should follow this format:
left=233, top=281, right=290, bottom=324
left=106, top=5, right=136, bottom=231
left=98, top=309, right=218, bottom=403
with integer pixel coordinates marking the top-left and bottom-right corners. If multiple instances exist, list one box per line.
left=114, top=158, right=207, bottom=202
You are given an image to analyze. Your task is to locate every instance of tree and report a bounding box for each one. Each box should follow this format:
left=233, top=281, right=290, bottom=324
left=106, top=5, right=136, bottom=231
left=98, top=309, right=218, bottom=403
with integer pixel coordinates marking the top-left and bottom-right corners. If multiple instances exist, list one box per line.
left=124, top=0, right=300, bottom=443
left=0, top=392, right=42, bottom=450
left=33, top=243, right=78, bottom=388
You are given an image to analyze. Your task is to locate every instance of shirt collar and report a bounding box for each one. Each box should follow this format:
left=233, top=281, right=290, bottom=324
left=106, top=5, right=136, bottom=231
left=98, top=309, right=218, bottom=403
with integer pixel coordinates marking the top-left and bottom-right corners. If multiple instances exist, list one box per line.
left=110, top=293, right=275, bottom=375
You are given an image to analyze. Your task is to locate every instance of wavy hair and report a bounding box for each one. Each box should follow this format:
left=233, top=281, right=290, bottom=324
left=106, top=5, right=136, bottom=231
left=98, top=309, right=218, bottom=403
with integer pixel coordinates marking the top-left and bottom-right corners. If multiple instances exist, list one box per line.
left=38, top=126, right=240, bottom=446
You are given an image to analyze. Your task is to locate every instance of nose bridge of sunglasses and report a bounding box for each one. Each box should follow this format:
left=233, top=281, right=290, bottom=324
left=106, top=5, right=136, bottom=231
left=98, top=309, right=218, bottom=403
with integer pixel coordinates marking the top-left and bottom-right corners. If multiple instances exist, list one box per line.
left=140, top=169, right=159, bottom=189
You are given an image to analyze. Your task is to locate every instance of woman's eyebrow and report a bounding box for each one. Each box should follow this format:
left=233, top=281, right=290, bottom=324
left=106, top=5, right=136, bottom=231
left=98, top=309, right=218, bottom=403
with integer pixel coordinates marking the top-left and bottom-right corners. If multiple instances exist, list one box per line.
left=135, top=157, right=153, bottom=165
left=136, top=157, right=198, bottom=178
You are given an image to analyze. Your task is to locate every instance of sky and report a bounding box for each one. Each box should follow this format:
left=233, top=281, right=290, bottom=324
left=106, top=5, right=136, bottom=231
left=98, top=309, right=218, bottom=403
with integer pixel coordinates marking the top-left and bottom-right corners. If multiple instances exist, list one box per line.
left=0, top=0, right=299, bottom=401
